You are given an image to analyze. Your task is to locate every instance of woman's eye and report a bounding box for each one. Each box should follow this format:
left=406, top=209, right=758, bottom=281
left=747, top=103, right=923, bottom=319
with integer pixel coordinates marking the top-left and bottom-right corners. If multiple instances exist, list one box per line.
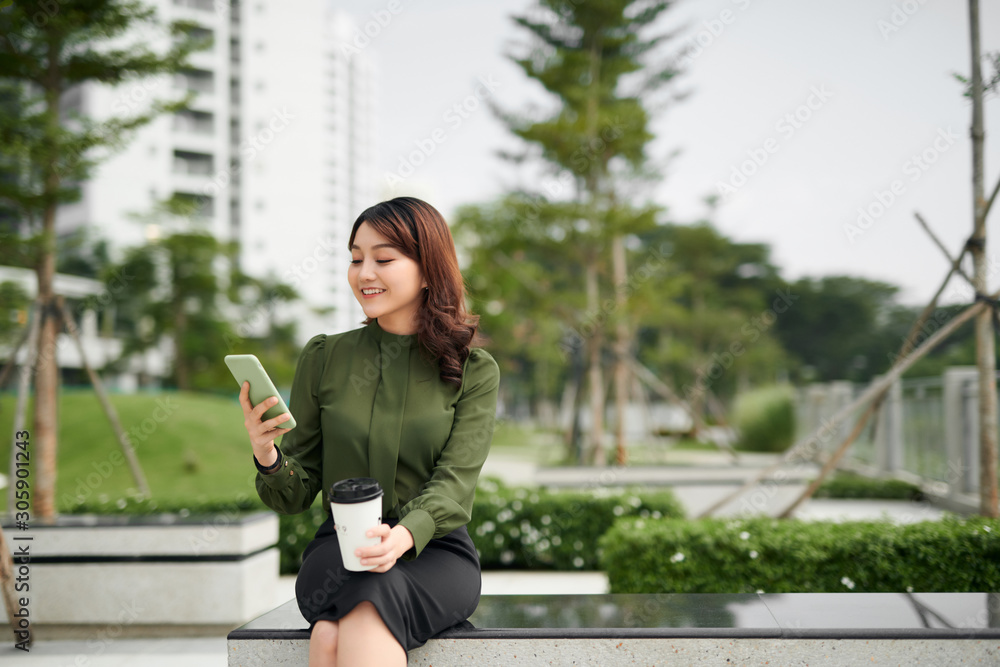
left=350, top=259, right=361, bottom=264
left=376, top=259, right=393, bottom=264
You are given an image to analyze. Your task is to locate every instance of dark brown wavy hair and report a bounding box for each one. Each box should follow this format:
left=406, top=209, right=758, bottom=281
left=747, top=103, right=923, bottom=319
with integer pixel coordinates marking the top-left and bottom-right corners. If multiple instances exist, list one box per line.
left=348, top=197, right=480, bottom=387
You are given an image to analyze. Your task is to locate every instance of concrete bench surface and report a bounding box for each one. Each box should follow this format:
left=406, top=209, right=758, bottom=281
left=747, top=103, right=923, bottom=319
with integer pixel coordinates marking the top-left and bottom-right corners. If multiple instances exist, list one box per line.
left=228, top=592, right=1000, bottom=666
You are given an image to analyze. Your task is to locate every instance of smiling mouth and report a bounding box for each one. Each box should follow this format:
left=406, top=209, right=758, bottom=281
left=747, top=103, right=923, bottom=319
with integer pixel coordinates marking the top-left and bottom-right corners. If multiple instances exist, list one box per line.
left=362, top=288, right=386, bottom=296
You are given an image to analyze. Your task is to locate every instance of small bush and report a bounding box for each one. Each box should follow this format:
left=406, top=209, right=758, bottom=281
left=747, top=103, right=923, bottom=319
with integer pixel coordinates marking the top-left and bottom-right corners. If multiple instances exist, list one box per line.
left=814, top=471, right=924, bottom=501
left=468, top=477, right=685, bottom=570
left=731, top=384, right=796, bottom=452
left=599, top=515, right=1000, bottom=594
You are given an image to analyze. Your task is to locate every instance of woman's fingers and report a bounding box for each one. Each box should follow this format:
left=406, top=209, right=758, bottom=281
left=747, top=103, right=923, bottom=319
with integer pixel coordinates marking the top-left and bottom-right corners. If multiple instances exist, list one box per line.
left=357, top=525, right=400, bottom=571
left=261, top=412, right=292, bottom=431
left=253, top=395, right=280, bottom=420
left=238, top=382, right=253, bottom=414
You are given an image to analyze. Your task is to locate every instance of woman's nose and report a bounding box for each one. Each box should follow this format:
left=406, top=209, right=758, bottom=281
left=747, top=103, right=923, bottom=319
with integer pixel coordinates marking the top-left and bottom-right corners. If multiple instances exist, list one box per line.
left=358, top=259, right=376, bottom=280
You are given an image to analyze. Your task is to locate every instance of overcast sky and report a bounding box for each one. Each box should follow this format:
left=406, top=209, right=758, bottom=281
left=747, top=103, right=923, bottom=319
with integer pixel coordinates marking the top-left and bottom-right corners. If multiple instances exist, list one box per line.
left=335, top=0, right=1000, bottom=308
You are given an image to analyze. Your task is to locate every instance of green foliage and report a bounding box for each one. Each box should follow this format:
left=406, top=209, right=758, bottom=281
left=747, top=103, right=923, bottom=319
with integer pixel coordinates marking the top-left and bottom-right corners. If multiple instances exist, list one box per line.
left=275, top=505, right=329, bottom=574
left=467, top=477, right=684, bottom=571
left=771, top=276, right=919, bottom=383
left=814, top=472, right=925, bottom=501
left=246, top=478, right=685, bottom=575
left=61, top=492, right=263, bottom=517
left=731, top=384, right=796, bottom=452
left=101, top=222, right=298, bottom=391
left=600, top=516, right=1000, bottom=594
left=634, top=221, right=790, bottom=405
left=0, top=280, right=29, bottom=343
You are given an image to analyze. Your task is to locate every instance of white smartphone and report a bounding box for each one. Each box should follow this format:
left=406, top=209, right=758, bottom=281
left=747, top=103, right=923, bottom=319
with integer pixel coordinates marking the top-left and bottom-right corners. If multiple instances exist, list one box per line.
left=224, top=354, right=297, bottom=430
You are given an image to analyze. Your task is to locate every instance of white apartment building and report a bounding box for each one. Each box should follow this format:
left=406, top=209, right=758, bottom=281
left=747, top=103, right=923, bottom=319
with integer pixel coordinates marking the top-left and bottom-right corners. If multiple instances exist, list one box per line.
left=56, top=0, right=375, bottom=345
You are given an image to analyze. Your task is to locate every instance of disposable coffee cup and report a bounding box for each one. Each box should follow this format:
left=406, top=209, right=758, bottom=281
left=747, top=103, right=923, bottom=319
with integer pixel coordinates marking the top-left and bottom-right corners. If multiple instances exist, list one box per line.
left=330, top=477, right=383, bottom=572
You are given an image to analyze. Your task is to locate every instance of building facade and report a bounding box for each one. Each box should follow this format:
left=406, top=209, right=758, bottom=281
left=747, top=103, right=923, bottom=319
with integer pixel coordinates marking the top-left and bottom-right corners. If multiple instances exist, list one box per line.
left=56, top=0, right=375, bottom=344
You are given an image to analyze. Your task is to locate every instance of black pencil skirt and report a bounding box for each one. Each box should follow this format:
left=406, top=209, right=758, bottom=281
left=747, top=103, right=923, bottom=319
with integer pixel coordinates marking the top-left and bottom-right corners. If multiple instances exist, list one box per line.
left=294, top=515, right=481, bottom=652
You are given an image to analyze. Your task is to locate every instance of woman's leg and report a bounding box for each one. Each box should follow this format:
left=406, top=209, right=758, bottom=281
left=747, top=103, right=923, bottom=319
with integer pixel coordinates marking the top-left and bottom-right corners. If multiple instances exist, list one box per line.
left=309, top=620, right=339, bottom=667
left=337, top=601, right=406, bottom=666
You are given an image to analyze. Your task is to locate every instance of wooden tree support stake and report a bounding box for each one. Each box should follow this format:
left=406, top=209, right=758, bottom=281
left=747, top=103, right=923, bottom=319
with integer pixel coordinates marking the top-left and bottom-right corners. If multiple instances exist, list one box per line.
left=58, top=297, right=150, bottom=497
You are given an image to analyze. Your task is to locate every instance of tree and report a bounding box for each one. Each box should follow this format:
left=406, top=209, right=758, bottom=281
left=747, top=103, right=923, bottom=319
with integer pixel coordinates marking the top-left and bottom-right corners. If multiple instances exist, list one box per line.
left=772, top=276, right=910, bottom=383
left=635, top=220, right=788, bottom=413
left=0, top=0, right=207, bottom=519
left=497, top=0, right=681, bottom=463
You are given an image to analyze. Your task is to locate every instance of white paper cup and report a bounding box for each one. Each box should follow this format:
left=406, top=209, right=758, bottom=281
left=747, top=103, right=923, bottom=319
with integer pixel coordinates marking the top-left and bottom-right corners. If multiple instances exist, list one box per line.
left=330, top=477, right=384, bottom=572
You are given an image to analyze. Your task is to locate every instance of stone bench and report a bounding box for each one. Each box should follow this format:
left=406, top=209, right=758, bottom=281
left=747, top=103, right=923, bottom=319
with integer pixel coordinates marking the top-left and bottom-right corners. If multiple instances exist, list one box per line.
left=227, top=591, right=1000, bottom=665
left=3, top=511, right=280, bottom=637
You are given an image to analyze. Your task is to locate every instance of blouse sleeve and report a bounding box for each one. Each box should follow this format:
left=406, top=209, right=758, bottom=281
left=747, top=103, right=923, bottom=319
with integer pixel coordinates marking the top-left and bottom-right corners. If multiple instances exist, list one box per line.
left=396, top=348, right=500, bottom=558
left=255, top=333, right=327, bottom=514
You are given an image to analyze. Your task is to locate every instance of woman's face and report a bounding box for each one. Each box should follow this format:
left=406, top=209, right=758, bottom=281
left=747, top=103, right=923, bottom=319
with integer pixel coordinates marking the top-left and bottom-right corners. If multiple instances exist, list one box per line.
left=349, top=222, right=426, bottom=335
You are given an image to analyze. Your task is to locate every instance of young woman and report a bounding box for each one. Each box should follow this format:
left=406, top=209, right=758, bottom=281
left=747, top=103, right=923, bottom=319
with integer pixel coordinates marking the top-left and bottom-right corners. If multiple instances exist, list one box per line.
left=239, top=197, right=499, bottom=666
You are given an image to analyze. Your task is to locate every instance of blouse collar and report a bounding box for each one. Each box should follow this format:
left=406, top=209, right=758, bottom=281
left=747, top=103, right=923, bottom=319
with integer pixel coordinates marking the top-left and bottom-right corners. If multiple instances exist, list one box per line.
left=365, top=319, right=417, bottom=347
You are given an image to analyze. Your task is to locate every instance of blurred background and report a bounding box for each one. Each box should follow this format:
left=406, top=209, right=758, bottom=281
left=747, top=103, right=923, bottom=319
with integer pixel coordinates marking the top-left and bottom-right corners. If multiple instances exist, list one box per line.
left=0, top=0, right=998, bottom=512
left=3, top=0, right=1000, bottom=660
left=2, top=0, right=1000, bottom=508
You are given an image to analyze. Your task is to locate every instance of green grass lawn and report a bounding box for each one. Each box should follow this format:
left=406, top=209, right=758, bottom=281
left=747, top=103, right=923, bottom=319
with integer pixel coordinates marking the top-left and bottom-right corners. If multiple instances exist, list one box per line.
left=0, top=389, right=263, bottom=512
left=0, top=391, right=565, bottom=513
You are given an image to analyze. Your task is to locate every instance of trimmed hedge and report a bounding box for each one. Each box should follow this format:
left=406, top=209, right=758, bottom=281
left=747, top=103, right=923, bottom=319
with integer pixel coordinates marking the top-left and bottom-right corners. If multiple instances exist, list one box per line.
left=468, top=477, right=685, bottom=570
left=814, top=471, right=925, bottom=501
left=64, top=478, right=686, bottom=574
left=275, top=478, right=684, bottom=574
left=599, top=516, right=1000, bottom=594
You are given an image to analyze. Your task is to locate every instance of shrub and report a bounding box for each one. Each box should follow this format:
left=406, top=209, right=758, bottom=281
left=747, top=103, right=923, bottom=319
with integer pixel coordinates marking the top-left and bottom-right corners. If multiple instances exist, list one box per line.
left=814, top=471, right=924, bottom=501
left=63, top=478, right=685, bottom=575
left=468, top=477, right=685, bottom=570
left=599, top=515, right=1000, bottom=594
left=731, top=384, right=796, bottom=452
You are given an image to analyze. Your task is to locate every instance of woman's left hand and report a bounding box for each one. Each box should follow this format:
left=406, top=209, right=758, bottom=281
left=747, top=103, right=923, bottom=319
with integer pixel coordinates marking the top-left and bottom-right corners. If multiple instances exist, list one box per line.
left=357, top=524, right=415, bottom=573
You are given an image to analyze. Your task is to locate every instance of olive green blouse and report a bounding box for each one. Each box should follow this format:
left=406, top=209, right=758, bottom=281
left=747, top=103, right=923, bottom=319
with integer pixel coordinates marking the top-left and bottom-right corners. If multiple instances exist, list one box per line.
left=255, top=320, right=500, bottom=559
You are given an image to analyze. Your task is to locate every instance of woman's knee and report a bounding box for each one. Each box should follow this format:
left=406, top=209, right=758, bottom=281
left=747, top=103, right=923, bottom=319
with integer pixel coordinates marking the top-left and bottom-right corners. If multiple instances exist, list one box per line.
left=311, top=620, right=339, bottom=651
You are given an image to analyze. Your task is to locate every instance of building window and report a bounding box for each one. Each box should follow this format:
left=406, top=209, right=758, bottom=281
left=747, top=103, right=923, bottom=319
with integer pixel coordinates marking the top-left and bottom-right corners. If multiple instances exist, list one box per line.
left=174, top=68, right=215, bottom=94
left=172, top=150, right=214, bottom=176
left=189, top=27, right=215, bottom=49
left=172, top=109, right=214, bottom=135
left=173, top=0, right=214, bottom=10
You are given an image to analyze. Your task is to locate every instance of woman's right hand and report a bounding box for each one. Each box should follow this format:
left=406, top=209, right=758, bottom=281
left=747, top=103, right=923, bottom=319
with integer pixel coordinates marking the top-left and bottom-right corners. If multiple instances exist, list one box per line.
left=239, top=381, right=294, bottom=466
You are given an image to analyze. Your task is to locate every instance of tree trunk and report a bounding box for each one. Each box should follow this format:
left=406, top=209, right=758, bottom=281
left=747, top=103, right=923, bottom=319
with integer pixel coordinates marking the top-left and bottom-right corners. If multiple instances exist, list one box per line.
left=968, top=0, right=999, bottom=517
left=612, top=234, right=629, bottom=465
left=33, top=38, right=64, bottom=522
left=586, top=262, right=605, bottom=464
left=174, top=299, right=188, bottom=390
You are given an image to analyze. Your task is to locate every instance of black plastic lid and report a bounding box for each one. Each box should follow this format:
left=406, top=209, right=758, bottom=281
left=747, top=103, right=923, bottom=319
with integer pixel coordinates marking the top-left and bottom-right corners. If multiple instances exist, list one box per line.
left=330, top=477, right=383, bottom=504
